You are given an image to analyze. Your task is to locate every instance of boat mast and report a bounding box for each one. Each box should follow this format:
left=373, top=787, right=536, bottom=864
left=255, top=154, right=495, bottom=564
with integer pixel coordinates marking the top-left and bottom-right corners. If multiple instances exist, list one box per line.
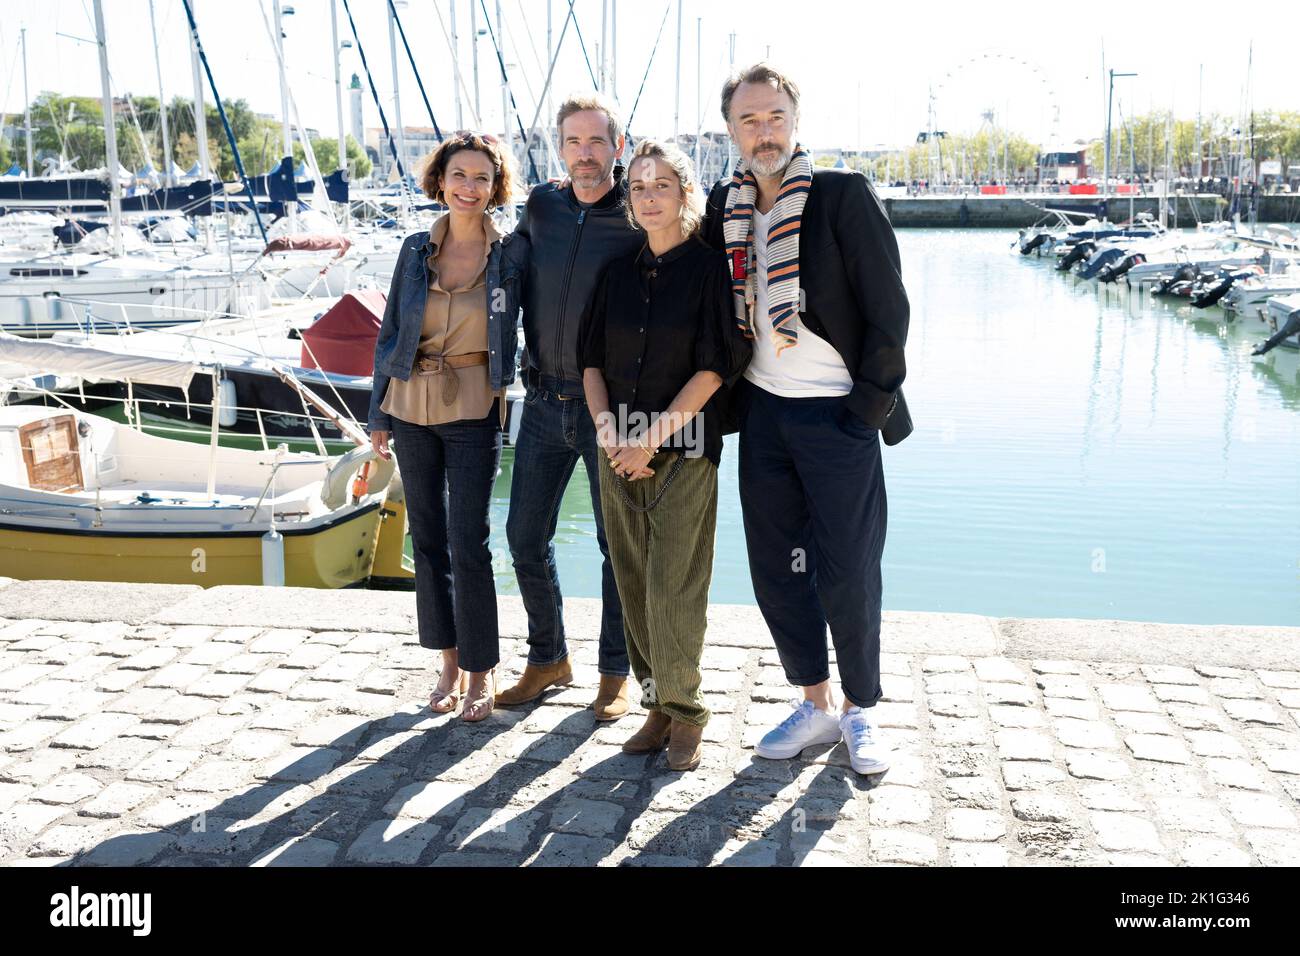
left=1162, top=110, right=1172, bottom=228
left=496, top=0, right=513, bottom=226
left=1195, top=64, right=1203, bottom=179
left=545, top=1, right=553, bottom=126
left=272, top=0, right=296, bottom=232
left=1246, top=40, right=1255, bottom=232
left=92, top=0, right=124, bottom=258
left=147, top=0, right=173, bottom=187
left=672, top=0, right=681, bottom=144
left=21, top=28, right=34, bottom=177
left=695, top=17, right=702, bottom=171
left=450, top=0, right=464, bottom=129
left=599, top=0, right=607, bottom=93
left=186, top=0, right=214, bottom=253
left=727, top=31, right=735, bottom=172
left=330, top=0, right=347, bottom=175
left=471, top=0, right=481, bottom=123
left=1125, top=103, right=1136, bottom=222
left=386, top=1, right=408, bottom=188
left=273, top=0, right=291, bottom=162
left=188, top=1, right=211, bottom=181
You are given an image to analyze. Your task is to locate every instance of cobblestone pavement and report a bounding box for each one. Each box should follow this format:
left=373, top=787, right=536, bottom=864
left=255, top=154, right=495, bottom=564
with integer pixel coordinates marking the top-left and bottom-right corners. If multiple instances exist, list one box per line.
left=0, top=582, right=1298, bottom=867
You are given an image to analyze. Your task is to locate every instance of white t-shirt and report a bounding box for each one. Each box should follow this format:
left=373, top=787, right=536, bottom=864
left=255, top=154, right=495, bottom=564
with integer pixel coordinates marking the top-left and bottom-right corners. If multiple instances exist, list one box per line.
left=742, top=206, right=854, bottom=397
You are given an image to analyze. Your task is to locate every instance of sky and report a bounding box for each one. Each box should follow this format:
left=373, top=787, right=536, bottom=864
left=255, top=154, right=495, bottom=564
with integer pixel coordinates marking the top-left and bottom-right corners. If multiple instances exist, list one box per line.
left=1, top=0, right=1297, bottom=155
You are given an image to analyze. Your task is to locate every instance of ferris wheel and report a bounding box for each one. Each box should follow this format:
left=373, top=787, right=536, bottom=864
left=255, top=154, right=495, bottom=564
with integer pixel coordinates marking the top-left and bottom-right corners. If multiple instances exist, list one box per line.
left=932, top=51, right=1062, bottom=149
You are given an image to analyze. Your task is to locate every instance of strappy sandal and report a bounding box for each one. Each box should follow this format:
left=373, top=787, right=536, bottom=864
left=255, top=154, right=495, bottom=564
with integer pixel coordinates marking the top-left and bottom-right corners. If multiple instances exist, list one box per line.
left=460, top=669, right=496, bottom=723
left=430, top=671, right=467, bottom=713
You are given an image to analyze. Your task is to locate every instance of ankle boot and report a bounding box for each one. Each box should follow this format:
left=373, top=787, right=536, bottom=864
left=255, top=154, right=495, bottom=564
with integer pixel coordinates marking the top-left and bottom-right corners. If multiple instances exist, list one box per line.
left=667, top=720, right=704, bottom=771
left=621, top=711, right=672, bottom=753
left=592, top=675, right=630, bottom=721
left=494, top=657, right=573, bottom=707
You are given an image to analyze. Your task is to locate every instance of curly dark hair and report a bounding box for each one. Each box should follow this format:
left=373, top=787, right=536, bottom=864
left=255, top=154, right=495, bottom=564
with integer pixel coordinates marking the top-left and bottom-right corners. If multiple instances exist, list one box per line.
left=420, top=131, right=516, bottom=209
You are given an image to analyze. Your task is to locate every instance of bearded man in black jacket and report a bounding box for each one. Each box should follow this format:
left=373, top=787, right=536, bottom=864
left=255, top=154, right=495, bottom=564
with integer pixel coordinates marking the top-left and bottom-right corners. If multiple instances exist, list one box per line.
left=701, top=64, right=912, bottom=776
left=497, top=94, right=644, bottom=720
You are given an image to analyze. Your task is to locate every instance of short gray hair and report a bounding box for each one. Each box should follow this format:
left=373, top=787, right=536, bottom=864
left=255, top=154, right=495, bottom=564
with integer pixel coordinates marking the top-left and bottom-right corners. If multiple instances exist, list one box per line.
left=720, top=62, right=801, bottom=124
left=556, top=93, right=625, bottom=144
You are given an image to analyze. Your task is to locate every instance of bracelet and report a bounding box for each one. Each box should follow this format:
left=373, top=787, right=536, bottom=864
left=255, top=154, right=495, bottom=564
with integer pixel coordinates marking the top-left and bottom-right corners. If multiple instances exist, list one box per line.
left=636, top=436, right=658, bottom=458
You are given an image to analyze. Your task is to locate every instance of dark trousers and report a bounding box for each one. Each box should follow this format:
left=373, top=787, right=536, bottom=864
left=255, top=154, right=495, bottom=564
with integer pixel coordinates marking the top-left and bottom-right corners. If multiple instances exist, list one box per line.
left=505, top=383, right=628, bottom=676
left=391, top=402, right=502, bottom=673
left=737, top=378, right=887, bottom=708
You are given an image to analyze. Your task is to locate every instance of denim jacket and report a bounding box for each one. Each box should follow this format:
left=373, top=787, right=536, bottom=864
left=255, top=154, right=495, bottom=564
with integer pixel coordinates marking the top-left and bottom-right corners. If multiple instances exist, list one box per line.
left=366, top=222, right=529, bottom=433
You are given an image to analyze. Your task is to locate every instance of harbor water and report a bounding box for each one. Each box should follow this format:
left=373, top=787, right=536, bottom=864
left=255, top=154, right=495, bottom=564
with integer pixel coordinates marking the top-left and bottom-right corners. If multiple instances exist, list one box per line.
left=450, top=228, right=1299, bottom=627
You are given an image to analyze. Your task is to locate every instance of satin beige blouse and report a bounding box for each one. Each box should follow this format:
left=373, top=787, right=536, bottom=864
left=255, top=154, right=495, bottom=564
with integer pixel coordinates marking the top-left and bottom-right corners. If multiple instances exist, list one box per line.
left=380, top=212, right=507, bottom=428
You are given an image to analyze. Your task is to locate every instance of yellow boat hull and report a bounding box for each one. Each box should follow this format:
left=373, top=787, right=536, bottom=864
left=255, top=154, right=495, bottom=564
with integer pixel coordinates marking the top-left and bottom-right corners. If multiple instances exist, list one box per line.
left=0, top=502, right=390, bottom=589
left=369, top=478, right=416, bottom=590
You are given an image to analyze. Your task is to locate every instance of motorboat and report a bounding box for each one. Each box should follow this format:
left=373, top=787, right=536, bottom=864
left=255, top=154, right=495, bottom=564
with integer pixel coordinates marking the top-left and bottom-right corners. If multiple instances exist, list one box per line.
left=0, top=337, right=413, bottom=589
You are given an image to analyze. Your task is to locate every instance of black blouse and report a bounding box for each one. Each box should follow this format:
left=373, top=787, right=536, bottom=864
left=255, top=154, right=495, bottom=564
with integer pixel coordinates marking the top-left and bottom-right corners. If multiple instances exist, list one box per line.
left=577, top=234, right=751, bottom=467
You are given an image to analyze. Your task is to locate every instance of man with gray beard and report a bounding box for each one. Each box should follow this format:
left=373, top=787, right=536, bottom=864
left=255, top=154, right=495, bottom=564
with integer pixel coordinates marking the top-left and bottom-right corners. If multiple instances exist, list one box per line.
left=702, top=63, right=912, bottom=775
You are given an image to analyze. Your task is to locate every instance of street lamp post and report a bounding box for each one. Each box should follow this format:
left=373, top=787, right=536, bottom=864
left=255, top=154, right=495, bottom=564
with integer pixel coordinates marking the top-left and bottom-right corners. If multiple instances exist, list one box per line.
left=1103, top=68, right=1136, bottom=219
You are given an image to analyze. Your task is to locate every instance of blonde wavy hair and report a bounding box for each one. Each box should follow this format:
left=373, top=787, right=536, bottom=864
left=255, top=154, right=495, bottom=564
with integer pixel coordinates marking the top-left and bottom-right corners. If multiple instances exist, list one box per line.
left=624, top=139, right=706, bottom=238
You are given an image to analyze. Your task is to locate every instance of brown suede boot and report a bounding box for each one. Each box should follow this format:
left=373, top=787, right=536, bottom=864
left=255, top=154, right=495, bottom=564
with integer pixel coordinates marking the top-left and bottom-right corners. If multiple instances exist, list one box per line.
left=667, top=720, right=704, bottom=771
left=494, top=657, right=573, bottom=707
left=621, top=711, right=672, bottom=753
left=592, top=675, right=630, bottom=721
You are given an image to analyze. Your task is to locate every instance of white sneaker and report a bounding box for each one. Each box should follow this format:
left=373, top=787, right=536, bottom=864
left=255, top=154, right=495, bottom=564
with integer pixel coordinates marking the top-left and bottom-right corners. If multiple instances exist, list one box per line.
left=840, top=706, right=890, bottom=774
left=754, top=699, right=843, bottom=760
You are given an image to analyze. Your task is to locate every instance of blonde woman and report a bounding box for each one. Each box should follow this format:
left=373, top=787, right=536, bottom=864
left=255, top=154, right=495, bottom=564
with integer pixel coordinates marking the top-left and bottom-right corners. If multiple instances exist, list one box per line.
left=577, top=140, right=751, bottom=770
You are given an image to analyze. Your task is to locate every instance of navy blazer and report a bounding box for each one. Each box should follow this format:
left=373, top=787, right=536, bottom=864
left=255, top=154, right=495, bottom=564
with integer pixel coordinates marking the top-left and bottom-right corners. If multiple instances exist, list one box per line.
left=703, top=167, right=911, bottom=440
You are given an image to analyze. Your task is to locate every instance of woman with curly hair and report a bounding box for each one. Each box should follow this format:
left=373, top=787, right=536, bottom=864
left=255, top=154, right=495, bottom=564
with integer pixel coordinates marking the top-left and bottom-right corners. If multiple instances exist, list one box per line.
left=366, top=131, right=529, bottom=722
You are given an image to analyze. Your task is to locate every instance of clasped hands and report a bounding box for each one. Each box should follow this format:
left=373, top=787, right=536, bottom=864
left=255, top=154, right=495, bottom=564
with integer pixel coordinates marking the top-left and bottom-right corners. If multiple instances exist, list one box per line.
left=598, top=425, right=656, bottom=481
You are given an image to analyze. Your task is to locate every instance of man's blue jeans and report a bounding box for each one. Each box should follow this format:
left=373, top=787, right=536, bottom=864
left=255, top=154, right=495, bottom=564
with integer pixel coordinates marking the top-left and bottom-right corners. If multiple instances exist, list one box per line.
left=506, top=383, right=629, bottom=676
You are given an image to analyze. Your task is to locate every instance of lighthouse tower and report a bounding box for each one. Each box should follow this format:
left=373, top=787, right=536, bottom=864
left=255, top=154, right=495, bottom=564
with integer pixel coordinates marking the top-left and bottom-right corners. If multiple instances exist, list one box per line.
left=349, top=74, right=365, bottom=159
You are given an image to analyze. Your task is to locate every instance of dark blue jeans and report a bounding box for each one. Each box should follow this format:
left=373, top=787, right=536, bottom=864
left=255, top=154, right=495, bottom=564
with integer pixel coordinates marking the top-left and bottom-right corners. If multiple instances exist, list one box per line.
left=505, top=384, right=628, bottom=676
left=737, top=378, right=887, bottom=708
left=391, top=402, right=502, bottom=673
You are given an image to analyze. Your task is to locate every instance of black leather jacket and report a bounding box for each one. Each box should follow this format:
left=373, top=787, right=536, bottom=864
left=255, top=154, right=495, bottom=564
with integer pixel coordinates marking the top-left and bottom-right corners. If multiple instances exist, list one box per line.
left=514, top=164, right=645, bottom=396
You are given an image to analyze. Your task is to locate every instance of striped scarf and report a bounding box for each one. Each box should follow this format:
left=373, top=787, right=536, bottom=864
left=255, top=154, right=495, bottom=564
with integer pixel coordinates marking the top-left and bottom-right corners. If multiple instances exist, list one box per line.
left=722, top=144, right=812, bottom=354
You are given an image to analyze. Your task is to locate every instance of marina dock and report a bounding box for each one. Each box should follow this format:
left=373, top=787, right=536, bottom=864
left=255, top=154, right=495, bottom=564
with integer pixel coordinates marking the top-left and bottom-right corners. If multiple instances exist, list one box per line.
left=882, top=193, right=1299, bottom=228
left=1, top=576, right=1297, bottom=867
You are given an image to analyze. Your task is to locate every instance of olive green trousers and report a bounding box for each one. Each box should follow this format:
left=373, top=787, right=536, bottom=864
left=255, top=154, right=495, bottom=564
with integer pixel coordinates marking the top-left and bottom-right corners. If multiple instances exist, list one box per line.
left=597, top=451, right=717, bottom=726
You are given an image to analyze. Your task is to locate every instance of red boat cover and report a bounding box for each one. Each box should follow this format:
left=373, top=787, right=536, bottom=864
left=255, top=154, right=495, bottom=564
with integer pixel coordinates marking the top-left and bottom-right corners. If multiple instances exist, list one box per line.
left=262, top=234, right=353, bottom=257
left=299, top=290, right=387, bottom=376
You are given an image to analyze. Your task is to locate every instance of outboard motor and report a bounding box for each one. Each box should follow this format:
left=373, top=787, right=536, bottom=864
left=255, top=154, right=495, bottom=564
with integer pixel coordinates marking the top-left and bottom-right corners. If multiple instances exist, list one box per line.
left=1078, top=246, right=1127, bottom=280
left=1192, top=268, right=1253, bottom=309
left=1153, top=264, right=1197, bottom=296
left=1057, top=240, right=1095, bottom=272
left=1098, top=252, right=1146, bottom=284
left=1020, top=232, right=1048, bottom=256
left=1252, top=309, right=1300, bottom=356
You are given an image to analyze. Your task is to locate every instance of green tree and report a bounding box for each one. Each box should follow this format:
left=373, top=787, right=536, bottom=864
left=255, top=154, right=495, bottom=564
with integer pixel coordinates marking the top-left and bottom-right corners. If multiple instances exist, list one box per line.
left=31, top=94, right=105, bottom=167
left=293, top=134, right=371, bottom=179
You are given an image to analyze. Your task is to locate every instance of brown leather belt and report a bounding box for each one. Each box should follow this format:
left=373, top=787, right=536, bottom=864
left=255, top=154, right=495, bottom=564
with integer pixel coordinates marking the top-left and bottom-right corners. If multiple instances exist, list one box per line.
left=415, top=350, right=488, bottom=405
